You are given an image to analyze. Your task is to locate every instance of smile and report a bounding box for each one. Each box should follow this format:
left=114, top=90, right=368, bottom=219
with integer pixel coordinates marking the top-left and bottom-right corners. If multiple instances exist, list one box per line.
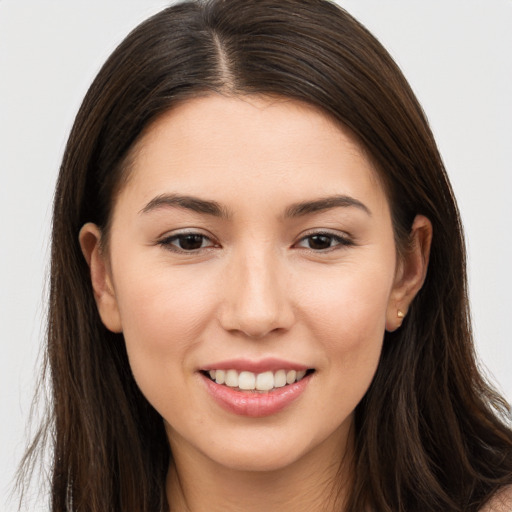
left=205, top=368, right=310, bottom=392
left=208, top=369, right=307, bottom=392
left=200, top=362, right=315, bottom=417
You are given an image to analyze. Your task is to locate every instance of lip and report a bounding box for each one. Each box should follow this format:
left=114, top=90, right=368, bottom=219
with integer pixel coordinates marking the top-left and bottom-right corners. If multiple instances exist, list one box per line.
left=201, top=357, right=309, bottom=374
left=201, top=369, right=313, bottom=418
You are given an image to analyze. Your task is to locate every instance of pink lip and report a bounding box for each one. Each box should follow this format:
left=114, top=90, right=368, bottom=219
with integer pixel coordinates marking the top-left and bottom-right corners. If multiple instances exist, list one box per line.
left=201, top=371, right=312, bottom=418
left=201, top=358, right=309, bottom=373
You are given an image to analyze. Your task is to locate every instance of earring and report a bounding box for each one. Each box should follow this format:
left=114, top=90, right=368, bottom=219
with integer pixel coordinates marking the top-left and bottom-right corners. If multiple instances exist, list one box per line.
left=397, top=310, right=405, bottom=319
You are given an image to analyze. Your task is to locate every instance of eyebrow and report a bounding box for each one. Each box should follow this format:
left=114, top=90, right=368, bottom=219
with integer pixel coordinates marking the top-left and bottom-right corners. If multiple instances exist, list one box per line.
left=284, top=195, right=371, bottom=217
left=139, top=193, right=370, bottom=218
left=139, top=193, right=231, bottom=218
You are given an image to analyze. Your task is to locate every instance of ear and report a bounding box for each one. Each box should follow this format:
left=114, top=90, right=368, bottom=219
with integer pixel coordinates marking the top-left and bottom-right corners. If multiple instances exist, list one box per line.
left=386, top=215, right=432, bottom=332
left=79, top=223, right=123, bottom=333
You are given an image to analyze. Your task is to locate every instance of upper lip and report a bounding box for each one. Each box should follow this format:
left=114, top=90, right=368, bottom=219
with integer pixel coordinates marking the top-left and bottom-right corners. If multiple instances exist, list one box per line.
left=201, top=358, right=310, bottom=374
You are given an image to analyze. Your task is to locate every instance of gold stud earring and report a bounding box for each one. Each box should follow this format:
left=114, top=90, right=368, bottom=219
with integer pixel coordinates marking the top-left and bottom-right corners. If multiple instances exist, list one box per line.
left=397, top=310, right=405, bottom=318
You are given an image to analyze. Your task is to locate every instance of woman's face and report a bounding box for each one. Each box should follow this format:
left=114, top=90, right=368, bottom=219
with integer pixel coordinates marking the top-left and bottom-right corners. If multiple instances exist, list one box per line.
left=82, top=95, right=427, bottom=474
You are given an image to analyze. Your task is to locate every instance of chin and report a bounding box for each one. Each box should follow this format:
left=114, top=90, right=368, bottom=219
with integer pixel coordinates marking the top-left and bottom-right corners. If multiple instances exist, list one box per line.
left=199, top=420, right=348, bottom=475
left=205, top=441, right=309, bottom=473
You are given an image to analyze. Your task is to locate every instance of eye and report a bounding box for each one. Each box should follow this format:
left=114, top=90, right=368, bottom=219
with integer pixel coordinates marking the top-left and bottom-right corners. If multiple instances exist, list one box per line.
left=158, top=232, right=216, bottom=252
left=295, top=232, right=352, bottom=251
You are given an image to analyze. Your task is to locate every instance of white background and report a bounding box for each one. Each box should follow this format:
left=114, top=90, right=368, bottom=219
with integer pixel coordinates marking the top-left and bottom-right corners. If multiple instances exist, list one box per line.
left=1, top=1, right=511, bottom=509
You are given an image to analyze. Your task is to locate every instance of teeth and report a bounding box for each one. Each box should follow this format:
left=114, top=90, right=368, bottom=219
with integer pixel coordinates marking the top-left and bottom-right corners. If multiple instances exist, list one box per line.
left=206, top=368, right=309, bottom=391
left=238, top=371, right=256, bottom=390
left=296, top=370, right=306, bottom=380
left=215, top=369, right=225, bottom=385
left=225, top=369, right=238, bottom=387
left=255, top=371, right=274, bottom=391
left=274, top=369, right=287, bottom=388
left=286, top=370, right=297, bottom=384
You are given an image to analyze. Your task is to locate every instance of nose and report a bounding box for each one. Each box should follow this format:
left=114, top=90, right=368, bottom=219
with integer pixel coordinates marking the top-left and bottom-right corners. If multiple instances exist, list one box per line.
left=218, top=247, right=295, bottom=338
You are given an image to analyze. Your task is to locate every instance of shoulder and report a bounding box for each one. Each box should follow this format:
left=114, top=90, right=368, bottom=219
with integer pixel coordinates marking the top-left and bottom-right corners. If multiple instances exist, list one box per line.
left=480, top=486, right=512, bottom=512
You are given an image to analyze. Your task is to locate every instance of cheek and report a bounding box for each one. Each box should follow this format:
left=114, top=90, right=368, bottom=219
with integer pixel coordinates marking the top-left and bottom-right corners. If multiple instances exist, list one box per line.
left=297, top=256, right=394, bottom=396
left=111, top=264, right=226, bottom=428
left=301, top=258, right=393, bottom=342
left=112, top=262, right=219, bottom=384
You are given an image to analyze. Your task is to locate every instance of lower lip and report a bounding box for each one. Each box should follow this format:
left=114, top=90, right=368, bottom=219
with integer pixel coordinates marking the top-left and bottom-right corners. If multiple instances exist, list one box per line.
left=202, top=373, right=311, bottom=417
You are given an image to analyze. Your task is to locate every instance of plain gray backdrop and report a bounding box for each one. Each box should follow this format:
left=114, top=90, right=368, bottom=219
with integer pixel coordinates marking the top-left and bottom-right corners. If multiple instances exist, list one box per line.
left=1, top=1, right=511, bottom=509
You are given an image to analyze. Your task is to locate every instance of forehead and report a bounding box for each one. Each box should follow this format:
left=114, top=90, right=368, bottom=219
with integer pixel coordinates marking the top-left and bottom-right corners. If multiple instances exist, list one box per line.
left=116, top=94, right=388, bottom=217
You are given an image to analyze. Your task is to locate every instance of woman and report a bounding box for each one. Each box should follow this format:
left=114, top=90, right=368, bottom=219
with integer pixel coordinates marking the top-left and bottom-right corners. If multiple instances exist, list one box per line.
left=18, top=0, right=512, bottom=510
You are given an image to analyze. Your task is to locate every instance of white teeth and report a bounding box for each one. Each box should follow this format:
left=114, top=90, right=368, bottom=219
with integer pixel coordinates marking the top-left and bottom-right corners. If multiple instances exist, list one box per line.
left=238, top=371, right=256, bottom=390
left=274, top=369, right=287, bottom=388
left=225, top=369, right=238, bottom=387
left=255, top=371, right=274, bottom=391
left=207, top=368, right=310, bottom=391
left=286, top=370, right=297, bottom=384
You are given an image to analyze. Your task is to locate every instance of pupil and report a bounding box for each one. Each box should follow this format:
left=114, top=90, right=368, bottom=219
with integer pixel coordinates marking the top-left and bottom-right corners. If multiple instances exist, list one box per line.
left=180, top=235, right=204, bottom=250
left=309, top=234, right=331, bottom=250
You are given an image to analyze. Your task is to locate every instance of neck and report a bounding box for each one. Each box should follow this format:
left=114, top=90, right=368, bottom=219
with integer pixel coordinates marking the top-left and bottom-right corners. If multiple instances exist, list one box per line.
left=166, top=425, right=354, bottom=512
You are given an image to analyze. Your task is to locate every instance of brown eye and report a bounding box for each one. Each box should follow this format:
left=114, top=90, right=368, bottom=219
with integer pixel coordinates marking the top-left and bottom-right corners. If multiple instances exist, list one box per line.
left=307, top=234, right=334, bottom=250
left=176, top=234, right=206, bottom=250
left=296, top=232, right=352, bottom=251
left=159, top=233, right=214, bottom=252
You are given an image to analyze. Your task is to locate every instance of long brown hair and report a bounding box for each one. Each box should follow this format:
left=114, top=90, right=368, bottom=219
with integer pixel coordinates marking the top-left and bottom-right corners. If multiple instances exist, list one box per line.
left=19, top=1, right=512, bottom=510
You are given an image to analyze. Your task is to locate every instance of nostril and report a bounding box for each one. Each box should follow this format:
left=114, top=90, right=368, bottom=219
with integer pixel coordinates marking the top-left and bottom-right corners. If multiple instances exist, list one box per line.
left=217, top=265, right=295, bottom=337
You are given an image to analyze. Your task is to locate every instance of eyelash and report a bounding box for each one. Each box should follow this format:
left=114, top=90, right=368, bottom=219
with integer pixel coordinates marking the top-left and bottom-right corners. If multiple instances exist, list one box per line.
left=158, top=232, right=218, bottom=253
left=295, top=231, right=354, bottom=252
left=157, top=231, right=354, bottom=254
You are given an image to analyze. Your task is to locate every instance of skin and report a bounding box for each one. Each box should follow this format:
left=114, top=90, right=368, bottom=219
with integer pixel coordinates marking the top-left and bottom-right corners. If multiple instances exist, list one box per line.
left=80, top=95, right=432, bottom=512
